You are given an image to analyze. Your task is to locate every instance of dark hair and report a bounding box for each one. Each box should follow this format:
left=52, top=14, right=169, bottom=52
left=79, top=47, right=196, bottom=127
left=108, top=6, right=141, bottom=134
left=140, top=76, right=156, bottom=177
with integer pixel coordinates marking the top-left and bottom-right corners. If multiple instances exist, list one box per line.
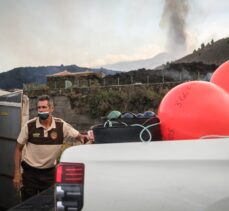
left=37, top=95, right=54, bottom=107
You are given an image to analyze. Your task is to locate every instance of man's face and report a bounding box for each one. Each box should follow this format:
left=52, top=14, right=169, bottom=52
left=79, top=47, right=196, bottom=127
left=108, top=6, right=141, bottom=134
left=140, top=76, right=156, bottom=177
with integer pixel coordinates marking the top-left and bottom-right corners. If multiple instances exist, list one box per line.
left=37, top=100, right=53, bottom=114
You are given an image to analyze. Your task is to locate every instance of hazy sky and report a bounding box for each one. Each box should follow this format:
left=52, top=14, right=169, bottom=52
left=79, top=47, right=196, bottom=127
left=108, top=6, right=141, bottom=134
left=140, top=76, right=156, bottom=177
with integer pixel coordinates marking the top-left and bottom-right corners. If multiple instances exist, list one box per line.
left=0, top=0, right=228, bottom=72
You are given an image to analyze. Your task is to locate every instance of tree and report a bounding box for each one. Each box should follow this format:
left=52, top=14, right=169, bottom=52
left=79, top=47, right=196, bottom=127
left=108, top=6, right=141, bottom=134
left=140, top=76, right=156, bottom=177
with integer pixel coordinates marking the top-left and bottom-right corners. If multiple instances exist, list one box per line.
left=201, top=43, right=205, bottom=49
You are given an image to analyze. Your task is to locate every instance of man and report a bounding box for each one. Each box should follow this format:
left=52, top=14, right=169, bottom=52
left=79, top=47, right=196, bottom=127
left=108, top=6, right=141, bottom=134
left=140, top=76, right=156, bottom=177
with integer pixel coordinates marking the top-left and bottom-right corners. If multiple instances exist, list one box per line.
left=13, top=95, right=90, bottom=201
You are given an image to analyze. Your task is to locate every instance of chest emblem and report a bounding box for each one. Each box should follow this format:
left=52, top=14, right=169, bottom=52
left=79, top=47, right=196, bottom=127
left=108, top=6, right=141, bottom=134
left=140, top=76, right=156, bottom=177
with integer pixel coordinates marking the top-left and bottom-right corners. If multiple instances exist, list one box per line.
left=50, top=131, right=58, bottom=140
left=33, top=133, right=40, bottom=138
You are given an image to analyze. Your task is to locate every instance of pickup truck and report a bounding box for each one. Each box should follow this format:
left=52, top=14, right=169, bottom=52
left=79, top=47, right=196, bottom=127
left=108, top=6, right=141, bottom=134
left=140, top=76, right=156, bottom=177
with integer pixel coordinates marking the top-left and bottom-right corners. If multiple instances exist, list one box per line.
left=55, top=137, right=229, bottom=211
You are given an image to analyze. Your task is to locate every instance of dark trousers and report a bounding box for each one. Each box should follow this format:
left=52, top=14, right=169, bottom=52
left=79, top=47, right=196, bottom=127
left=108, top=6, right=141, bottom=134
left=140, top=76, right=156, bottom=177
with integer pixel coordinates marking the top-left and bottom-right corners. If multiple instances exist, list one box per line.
left=21, top=161, right=55, bottom=201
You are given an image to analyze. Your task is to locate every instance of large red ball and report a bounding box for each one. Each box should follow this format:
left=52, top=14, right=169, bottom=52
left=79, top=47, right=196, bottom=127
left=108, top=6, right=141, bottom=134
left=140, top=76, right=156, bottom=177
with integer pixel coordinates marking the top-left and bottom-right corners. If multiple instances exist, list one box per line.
left=158, top=81, right=229, bottom=140
left=211, top=61, right=229, bottom=93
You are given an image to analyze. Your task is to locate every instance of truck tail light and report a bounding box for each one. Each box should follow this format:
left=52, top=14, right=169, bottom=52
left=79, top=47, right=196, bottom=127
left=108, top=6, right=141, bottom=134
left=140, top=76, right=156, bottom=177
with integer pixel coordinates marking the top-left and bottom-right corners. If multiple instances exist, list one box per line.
left=56, top=163, right=84, bottom=184
left=55, top=163, right=84, bottom=211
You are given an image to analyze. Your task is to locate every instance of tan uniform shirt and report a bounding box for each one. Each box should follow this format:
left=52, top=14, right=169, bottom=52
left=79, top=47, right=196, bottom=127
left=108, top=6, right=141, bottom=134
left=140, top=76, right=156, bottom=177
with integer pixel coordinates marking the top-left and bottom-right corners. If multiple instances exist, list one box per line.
left=17, top=117, right=79, bottom=169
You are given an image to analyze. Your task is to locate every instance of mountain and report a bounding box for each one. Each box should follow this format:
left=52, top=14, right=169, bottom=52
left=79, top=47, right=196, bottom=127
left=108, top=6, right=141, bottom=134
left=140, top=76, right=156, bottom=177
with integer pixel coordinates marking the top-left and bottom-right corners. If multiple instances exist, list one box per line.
left=0, top=37, right=228, bottom=90
left=102, top=37, right=229, bottom=71
left=103, top=37, right=228, bottom=83
left=151, top=38, right=229, bottom=82
left=0, top=65, right=118, bottom=89
left=176, top=37, right=229, bottom=65
left=101, top=52, right=178, bottom=72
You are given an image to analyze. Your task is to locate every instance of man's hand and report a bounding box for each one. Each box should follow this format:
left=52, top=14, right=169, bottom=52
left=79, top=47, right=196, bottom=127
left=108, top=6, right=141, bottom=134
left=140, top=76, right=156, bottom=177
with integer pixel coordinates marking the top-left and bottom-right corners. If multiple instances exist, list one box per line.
left=77, top=131, right=94, bottom=144
left=87, top=130, right=94, bottom=143
left=13, top=172, right=22, bottom=191
left=77, top=133, right=89, bottom=144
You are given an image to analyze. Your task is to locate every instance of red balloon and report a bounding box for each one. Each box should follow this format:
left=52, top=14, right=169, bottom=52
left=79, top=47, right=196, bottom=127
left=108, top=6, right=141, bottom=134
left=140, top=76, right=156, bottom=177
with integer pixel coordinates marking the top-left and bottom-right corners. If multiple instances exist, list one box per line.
left=210, top=61, right=229, bottom=93
left=158, top=81, right=229, bottom=140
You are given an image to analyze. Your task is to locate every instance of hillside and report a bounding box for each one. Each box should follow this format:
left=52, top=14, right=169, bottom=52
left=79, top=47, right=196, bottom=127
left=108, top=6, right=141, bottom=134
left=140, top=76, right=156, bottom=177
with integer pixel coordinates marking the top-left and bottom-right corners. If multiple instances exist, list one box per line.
left=102, top=37, right=229, bottom=71
left=176, top=37, right=229, bottom=65
left=0, top=65, right=117, bottom=89
left=104, top=62, right=217, bottom=85
left=0, top=37, right=228, bottom=90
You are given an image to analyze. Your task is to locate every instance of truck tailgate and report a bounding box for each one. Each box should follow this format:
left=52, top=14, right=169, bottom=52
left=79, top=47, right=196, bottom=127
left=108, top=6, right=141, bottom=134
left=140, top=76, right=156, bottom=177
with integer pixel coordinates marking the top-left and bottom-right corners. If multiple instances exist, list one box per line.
left=60, top=138, right=229, bottom=211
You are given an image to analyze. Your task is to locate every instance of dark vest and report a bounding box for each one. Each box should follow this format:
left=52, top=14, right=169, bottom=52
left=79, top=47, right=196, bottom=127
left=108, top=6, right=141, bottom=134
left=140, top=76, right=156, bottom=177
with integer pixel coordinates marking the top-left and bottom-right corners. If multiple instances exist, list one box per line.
left=28, top=119, right=64, bottom=145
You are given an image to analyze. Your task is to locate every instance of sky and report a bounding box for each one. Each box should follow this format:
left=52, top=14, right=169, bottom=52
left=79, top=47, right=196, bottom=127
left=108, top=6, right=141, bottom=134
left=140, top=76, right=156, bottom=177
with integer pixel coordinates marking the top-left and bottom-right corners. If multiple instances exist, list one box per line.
left=0, top=0, right=228, bottom=73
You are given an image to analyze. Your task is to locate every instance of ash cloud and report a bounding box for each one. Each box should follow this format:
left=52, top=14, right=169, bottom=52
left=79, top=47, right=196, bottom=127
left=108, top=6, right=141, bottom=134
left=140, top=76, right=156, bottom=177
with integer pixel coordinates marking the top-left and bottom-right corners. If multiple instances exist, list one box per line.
left=160, top=0, right=189, bottom=56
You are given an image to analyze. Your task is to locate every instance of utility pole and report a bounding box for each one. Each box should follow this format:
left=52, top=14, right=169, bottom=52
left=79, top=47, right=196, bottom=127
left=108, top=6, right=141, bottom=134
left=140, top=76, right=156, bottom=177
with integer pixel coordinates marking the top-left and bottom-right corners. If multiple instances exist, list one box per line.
left=162, top=69, right=164, bottom=83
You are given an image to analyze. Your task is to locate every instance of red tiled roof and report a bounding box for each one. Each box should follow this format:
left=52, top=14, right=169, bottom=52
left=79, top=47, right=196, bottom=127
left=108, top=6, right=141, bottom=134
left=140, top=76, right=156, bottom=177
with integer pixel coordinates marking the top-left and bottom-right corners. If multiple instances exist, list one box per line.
left=47, top=70, right=74, bottom=77
left=47, top=70, right=99, bottom=78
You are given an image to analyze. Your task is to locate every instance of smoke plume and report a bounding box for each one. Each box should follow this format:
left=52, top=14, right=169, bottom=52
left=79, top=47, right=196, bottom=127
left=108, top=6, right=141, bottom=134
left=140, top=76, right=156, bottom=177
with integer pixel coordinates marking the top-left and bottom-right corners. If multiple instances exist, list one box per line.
left=160, top=0, right=189, bottom=56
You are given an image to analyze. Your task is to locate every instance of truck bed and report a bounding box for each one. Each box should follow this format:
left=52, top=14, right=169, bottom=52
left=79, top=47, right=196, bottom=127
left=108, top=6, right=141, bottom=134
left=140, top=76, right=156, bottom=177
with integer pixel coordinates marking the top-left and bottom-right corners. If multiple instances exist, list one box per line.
left=59, top=138, right=229, bottom=211
left=8, top=138, right=229, bottom=211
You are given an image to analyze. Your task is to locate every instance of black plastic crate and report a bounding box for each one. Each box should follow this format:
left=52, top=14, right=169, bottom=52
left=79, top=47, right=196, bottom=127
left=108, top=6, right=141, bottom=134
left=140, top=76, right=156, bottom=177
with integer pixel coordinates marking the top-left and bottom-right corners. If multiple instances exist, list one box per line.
left=93, top=117, right=161, bottom=144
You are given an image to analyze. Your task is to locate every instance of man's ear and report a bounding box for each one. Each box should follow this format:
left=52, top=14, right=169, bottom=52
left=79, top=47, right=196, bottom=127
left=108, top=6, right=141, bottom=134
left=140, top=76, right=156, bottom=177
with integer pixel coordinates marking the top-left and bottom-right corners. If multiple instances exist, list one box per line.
left=50, top=106, right=54, bottom=113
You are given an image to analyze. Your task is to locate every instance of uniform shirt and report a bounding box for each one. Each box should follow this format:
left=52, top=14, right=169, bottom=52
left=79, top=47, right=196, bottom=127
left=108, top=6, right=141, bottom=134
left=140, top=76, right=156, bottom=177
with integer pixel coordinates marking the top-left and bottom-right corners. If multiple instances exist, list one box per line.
left=17, top=117, right=79, bottom=169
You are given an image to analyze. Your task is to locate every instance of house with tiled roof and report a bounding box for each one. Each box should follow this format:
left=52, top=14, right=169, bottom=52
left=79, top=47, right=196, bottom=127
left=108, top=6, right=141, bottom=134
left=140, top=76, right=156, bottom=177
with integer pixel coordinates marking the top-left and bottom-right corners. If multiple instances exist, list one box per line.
left=47, top=70, right=105, bottom=89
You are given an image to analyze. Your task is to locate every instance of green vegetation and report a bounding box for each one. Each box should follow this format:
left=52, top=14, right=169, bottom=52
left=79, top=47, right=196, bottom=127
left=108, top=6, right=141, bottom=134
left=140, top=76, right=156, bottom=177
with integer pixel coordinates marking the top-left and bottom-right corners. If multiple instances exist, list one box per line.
left=87, top=86, right=171, bottom=118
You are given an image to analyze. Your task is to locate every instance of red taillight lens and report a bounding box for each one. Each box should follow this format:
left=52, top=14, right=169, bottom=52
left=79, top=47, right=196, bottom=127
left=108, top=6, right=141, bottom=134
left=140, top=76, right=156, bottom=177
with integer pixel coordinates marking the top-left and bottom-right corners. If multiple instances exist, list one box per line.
left=55, top=163, right=84, bottom=184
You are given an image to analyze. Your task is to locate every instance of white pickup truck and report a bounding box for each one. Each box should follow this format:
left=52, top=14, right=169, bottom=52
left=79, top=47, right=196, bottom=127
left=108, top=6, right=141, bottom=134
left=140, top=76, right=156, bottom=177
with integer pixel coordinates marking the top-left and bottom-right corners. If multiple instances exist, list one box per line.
left=55, top=138, right=229, bottom=211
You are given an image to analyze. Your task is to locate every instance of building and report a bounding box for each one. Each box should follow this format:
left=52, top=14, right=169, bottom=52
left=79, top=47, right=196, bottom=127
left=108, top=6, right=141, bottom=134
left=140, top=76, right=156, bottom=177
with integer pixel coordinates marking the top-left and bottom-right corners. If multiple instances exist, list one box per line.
left=47, top=70, right=105, bottom=89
